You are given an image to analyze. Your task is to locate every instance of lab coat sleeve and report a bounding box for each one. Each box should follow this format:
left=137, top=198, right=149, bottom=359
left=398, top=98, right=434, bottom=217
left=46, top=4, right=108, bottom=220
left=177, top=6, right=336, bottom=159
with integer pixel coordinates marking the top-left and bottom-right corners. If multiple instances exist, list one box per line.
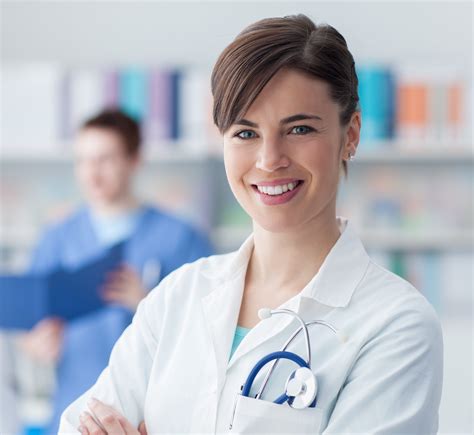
left=324, top=300, right=443, bottom=435
left=57, top=274, right=168, bottom=434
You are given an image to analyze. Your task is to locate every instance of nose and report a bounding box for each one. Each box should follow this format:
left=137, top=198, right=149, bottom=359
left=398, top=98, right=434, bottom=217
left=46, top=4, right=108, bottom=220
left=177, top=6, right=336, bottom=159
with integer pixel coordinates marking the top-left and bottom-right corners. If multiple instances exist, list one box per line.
left=255, top=137, right=290, bottom=172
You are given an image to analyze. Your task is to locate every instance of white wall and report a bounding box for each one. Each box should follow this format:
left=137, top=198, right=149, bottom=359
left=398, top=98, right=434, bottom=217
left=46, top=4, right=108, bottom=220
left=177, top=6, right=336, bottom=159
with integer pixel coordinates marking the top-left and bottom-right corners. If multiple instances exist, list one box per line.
left=1, top=0, right=472, bottom=69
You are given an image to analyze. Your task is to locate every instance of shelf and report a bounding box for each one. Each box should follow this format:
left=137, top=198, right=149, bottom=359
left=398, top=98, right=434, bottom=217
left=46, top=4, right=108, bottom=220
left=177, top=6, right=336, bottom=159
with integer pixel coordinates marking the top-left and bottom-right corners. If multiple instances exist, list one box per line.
left=360, top=229, right=474, bottom=251
left=354, top=146, right=473, bottom=164
left=211, top=226, right=474, bottom=252
left=0, top=144, right=220, bottom=164
left=1, top=142, right=472, bottom=164
left=2, top=225, right=472, bottom=252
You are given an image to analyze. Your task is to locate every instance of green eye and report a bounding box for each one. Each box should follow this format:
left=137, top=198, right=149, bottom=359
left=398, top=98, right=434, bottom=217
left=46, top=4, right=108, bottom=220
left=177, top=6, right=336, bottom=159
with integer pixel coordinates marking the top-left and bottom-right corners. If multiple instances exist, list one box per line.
left=291, top=125, right=313, bottom=135
left=236, top=130, right=256, bottom=139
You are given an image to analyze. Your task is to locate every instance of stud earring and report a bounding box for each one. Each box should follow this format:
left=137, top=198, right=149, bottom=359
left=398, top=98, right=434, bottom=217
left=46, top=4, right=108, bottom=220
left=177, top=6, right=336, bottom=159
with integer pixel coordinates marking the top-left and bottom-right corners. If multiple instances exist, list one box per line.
left=348, top=152, right=355, bottom=161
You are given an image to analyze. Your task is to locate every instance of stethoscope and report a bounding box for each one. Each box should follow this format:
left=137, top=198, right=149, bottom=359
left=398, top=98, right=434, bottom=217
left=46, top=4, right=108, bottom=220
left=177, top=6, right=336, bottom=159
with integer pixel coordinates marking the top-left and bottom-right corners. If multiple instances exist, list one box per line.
left=239, top=308, right=347, bottom=410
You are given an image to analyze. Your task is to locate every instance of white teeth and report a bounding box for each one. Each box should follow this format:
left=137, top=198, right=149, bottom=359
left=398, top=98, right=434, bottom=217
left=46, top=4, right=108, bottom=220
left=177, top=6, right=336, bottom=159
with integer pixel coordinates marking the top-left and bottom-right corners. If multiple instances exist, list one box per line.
left=256, top=181, right=300, bottom=196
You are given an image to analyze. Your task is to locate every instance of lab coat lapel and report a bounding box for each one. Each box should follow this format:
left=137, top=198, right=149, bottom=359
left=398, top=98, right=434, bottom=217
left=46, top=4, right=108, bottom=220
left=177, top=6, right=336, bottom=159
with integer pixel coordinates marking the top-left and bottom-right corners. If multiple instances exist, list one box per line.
left=227, top=293, right=300, bottom=370
left=201, top=269, right=245, bottom=389
left=201, top=236, right=254, bottom=392
left=227, top=217, right=370, bottom=368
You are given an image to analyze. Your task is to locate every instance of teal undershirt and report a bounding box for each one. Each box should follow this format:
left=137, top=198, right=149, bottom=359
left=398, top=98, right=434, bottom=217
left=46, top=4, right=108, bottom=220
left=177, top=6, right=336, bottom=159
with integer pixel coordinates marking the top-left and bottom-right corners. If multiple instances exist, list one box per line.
left=230, top=325, right=251, bottom=359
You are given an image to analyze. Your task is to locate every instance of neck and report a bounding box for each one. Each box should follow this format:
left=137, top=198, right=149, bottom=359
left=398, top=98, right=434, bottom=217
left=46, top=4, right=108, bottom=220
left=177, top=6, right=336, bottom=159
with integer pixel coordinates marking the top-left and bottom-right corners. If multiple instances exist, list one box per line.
left=91, top=194, right=140, bottom=217
left=248, top=211, right=341, bottom=298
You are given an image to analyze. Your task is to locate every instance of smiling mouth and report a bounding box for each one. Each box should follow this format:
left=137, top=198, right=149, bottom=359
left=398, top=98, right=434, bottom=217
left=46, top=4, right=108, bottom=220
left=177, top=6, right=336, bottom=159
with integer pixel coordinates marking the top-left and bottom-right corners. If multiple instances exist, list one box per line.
left=251, top=180, right=304, bottom=196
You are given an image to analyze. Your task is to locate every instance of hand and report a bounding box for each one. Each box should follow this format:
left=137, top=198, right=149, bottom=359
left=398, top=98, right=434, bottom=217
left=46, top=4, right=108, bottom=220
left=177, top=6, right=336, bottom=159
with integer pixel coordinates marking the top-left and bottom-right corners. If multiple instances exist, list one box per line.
left=102, top=264, right=146, bottom=312
left=78, top=398, right=147, bottom=435
left=18, top=317, right=64, bottom=364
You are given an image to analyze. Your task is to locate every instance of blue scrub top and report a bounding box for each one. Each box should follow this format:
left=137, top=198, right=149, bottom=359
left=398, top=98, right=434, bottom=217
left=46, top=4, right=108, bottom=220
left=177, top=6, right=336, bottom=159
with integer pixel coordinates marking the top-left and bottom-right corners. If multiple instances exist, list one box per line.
left=28, top=204, right=213, bottom=432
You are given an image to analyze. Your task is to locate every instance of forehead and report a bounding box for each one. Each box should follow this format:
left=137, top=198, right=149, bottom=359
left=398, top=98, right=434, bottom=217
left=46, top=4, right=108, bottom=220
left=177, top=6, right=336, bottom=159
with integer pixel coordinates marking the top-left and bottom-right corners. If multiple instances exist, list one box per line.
left=243, top=68, right=335, bottom=121
left=75, top=127, right=125, bottom=155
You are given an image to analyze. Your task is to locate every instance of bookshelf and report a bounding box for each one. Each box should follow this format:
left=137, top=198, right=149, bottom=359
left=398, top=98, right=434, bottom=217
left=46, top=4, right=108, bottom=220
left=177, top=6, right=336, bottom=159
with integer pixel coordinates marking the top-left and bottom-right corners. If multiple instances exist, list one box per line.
left=1, top=142, right=472, bottom=257
left=1, top=144, right=473, bottom=164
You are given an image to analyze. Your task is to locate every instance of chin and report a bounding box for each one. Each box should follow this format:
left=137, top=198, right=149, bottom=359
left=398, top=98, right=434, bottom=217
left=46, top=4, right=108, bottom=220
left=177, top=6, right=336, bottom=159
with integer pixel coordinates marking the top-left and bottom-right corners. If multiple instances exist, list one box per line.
left=252, top=213, right=303, bottom=234
left=87, top=191, right=114, bottom=204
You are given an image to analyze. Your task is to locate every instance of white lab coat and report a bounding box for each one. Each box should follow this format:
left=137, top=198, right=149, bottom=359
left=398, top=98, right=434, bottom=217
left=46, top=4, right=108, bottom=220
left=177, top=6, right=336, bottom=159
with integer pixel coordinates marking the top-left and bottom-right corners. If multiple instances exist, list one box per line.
left=59, top=217, right=443, bottom=434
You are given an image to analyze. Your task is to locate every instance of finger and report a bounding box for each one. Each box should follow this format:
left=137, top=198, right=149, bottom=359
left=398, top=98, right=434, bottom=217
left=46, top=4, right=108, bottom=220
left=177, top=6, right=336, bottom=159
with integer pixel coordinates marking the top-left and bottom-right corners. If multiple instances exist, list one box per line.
left=37, top=317, right=63, bottom=331
left=78, top=425, right=90, bottom=435
left=138, top=421, right=148, bottom=435
left=88, top=399, right=125, bottom=434
left=79, top=411, right=105, bottom=435
left=116, top=415, right=140, bottom=434
left=106, top=275, right=135, bottom=288
left=102, top=290, right=126, bottom=302
left=102, top=285, right=126, bottom=295
left=42, top=325, right=64, bottom=341
left=118, top=264, right=137, bottom=274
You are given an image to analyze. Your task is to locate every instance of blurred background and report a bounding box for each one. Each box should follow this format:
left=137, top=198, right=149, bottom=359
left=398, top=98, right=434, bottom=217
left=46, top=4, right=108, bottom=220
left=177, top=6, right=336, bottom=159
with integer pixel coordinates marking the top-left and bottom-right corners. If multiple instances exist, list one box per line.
left=0, top=1, right=472, bottom=434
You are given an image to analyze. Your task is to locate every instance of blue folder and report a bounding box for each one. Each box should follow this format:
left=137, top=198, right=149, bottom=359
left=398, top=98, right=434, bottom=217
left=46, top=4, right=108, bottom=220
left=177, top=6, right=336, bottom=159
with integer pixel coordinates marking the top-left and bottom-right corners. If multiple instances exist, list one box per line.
left=0, top=242, right=123, bottom=330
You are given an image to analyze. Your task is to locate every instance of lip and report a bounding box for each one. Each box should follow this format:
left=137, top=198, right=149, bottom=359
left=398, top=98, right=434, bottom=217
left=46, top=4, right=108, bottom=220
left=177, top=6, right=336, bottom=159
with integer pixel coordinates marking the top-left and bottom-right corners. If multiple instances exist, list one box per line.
left=252, top=178, right=302, bottom=187
left=252, top=180, right=304, bottom=206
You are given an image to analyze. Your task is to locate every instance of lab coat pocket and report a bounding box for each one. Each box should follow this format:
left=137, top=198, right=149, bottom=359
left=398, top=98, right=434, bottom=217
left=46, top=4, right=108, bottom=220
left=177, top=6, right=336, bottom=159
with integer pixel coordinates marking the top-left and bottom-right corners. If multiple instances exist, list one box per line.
left=229, top=394, right=323, bottom=434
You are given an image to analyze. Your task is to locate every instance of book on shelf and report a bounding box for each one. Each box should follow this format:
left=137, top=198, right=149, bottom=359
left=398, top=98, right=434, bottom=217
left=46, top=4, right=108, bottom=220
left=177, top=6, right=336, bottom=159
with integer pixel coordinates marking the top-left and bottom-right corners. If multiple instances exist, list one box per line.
left=2, top=62, right=471, bottom=156
left=66, top=68, right=109, bottom=140
left=1, top=63, right=63, bottom=154
left=119, top=67, right=149, bottom=123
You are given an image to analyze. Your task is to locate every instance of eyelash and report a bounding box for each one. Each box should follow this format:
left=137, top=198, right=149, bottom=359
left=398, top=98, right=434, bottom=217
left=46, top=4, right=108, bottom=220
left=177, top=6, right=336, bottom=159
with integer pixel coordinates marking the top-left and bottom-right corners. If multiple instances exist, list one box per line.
left=233, top=125, right=316, bottom=140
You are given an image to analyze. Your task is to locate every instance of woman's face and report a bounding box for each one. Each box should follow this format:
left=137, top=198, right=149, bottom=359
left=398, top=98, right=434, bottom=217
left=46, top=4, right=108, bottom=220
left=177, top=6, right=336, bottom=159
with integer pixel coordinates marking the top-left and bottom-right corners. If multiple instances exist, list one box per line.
left=223, top=68, right=360, bottom=233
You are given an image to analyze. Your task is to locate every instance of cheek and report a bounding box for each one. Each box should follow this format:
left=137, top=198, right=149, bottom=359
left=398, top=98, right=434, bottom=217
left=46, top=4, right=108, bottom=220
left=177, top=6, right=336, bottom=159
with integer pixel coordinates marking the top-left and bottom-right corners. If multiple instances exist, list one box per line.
left=77, top=165, right=97, bottom=184
left=101, top=163, right=124, bottom=182
left=298, top=138, right=340, bottom=170
left=224, top=146, right=253, bottom=188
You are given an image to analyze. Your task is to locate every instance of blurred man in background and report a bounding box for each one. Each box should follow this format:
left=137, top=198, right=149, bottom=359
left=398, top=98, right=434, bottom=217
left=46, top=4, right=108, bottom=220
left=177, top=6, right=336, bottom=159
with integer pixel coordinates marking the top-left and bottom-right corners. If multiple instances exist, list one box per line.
left=18, top=109, right=213, bottom=432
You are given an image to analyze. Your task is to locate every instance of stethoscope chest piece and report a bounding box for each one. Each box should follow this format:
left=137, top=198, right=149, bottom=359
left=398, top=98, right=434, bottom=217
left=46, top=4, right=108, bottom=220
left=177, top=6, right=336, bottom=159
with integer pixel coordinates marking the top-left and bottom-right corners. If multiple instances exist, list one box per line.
left=285, top=367, right=318, bottom=409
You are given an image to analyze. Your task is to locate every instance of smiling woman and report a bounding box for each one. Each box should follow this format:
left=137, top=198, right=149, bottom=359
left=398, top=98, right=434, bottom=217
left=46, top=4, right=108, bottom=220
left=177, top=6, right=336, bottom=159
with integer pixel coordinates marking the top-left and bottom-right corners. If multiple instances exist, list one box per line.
left=222, top=68, right=359, bottom=235
left=59, top=14, right=442, bottom=435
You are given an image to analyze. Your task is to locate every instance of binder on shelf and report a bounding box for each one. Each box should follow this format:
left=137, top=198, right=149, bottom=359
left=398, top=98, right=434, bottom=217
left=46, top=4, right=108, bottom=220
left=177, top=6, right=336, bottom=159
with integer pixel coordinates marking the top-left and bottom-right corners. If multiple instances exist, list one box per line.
left=68, top=68, right=108, bottom=137
left=357, top=65, right=395, bottom=145
left=179, top=69, right=213, bottom=149
left=1, top=63, right=63, bottom=152
left=144, top=69, right=172, bottom=143
left=104, top=69, right=119, bottom=108
left=0, top=242, right=124, bottom=330
left=119, top=68, right=149, bottom=122
left=170, top=69, right=182, bottom=140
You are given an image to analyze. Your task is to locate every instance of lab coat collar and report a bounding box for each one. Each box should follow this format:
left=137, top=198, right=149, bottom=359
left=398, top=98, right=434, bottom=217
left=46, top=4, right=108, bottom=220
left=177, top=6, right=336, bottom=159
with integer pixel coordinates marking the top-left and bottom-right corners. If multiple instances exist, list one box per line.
left=206, top=216, right=370, bottom=309
left=201, top=217, right=370, bottom=384
left=300, top=217, right=371, bottom=308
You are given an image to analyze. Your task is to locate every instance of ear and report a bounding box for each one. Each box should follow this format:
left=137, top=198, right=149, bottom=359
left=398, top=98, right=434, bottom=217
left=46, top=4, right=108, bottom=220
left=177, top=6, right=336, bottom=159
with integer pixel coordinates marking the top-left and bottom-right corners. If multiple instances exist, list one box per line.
left=129, top=152, right=142, bottom=171
left=342, top=111, right=361, bottom=160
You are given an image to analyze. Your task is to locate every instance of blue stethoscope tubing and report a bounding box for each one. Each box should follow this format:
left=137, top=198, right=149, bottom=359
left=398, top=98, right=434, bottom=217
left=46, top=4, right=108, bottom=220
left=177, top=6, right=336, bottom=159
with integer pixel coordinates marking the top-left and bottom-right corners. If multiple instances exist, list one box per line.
left=239, top=309, right=344, bottom=409
left=241, top=350, right=315, bottom=406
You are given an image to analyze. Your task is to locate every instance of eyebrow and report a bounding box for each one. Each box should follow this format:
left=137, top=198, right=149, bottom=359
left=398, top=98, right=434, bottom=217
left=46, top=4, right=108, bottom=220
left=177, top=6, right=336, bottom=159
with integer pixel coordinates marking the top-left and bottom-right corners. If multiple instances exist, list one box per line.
left=233, top=113, right=323, bottom=128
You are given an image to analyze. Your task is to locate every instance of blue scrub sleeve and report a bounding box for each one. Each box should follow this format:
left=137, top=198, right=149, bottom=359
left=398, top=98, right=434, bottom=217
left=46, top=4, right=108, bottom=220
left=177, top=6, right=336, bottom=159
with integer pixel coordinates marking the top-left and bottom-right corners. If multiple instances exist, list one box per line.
left=184, top=228, right=214, bottom=263
left=28, top=227, right=62, bottom=274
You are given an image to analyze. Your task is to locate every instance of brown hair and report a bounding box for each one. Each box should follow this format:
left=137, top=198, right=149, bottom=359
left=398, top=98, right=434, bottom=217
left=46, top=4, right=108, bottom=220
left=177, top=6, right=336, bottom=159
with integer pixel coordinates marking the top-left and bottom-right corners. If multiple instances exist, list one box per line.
left=81, top=109, right=141, bottom=157
left=211, top=14, right=359, bottom=175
